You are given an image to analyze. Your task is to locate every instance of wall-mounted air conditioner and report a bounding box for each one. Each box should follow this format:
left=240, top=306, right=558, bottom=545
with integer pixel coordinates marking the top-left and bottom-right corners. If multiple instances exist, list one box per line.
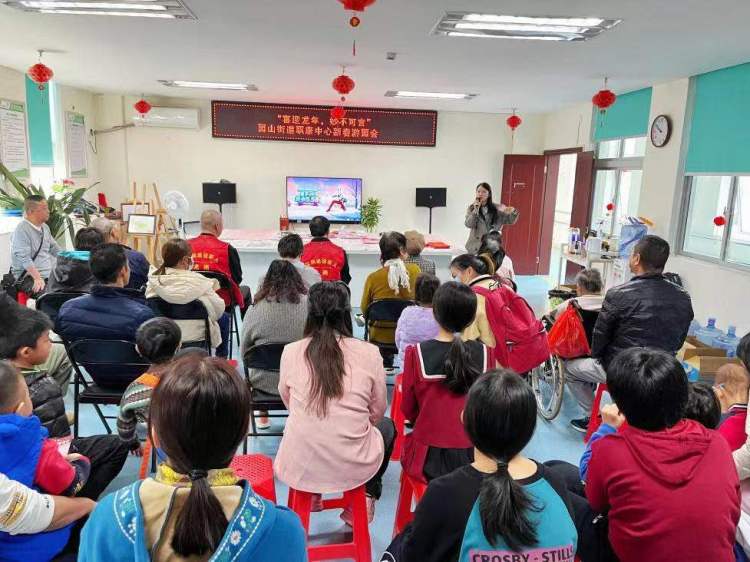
left=132, top=107, right=200, bottom=130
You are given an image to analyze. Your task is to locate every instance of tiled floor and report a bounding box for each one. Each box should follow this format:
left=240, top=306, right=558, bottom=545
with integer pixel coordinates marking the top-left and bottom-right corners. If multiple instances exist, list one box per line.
left=68, top=275, right=587, bottom=560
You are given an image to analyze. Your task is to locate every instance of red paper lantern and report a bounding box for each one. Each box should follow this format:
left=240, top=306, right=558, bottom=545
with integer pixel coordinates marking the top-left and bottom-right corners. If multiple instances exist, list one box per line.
left=714, top=215, right=727, bottom=227
left=606, top=202, right=615, bottom=212
left=592, top=89, right=617, bottom=112
left=134, top=99, right=152, bottom=115
left=338, top=0, right=376, bottom=11
left=330, top=106, right=347, bottom=120
left=332, top=74, right=355, bottom=96
left=506, top=114, right=522, bottom=131
left=27, top=62, right=54, bottom=91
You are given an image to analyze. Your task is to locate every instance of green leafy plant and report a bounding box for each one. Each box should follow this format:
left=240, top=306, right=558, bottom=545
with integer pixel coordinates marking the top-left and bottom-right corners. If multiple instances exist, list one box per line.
left=360, top=197, right=382, bottom=233
left=0, top=160, right=92, bottom=242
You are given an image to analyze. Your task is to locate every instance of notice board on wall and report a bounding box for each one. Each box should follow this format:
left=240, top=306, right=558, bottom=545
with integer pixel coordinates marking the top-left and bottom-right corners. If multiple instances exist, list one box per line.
left=0, top=99, right=30, bottom=178
left=212, top=101, right=438, bottom=147
left=65, top=111, right=88, bottom=177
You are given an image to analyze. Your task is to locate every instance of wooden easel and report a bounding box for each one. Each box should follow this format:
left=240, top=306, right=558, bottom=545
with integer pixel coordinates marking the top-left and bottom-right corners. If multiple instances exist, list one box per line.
left=123, top=182, right=176, bottom=263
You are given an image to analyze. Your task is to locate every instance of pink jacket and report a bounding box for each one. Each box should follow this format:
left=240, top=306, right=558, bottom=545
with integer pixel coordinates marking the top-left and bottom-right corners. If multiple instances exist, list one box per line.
left=274, top=337, right=387, bottom=493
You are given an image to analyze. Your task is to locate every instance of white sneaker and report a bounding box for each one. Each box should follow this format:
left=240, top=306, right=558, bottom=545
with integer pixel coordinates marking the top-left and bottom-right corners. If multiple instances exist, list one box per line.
left=354, top=314, right=365, bottom=327
left=254, top=411, right=271, bottom=430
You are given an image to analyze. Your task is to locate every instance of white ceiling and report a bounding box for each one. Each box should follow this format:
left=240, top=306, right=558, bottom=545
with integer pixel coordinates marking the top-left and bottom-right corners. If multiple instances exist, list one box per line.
left=2, top=0, right=750, bottom=113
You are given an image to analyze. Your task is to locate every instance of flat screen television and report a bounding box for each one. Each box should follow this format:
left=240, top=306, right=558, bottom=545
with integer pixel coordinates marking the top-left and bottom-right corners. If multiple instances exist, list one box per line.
left=286, top=176, right=363, bottom=223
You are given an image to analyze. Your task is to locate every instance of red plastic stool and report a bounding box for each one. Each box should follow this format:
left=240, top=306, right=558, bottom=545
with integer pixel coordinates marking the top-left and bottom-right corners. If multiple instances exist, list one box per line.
left=390, top=374, right=405, bottom=461
left=230, top=454, right=277, bottom=502
left=584, top=383, right=609, bottom=442
left=393, top=470, right=427, bottom=537
left=288, top=485, right=372, bottom=562
left=16, top=291, right=29, bottom=306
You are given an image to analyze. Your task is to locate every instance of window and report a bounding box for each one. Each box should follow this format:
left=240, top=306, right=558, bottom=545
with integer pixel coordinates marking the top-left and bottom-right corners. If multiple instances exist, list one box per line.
left=681, top=175, right=750, bottom=267
left=592, top=137, right=645, bottom=237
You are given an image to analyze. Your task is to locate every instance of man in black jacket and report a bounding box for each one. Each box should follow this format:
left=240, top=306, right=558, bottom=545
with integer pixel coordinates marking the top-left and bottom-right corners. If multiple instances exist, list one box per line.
left=568, top=235, right=694, bottom=432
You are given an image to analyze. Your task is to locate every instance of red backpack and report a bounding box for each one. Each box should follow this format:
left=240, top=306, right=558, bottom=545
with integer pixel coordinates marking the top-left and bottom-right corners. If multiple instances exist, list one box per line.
left=472, top=282, right=550, bottom=373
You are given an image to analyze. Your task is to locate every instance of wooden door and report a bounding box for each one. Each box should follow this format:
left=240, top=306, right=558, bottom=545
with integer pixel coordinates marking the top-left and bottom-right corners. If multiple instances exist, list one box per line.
left=564, top=151, right=596, bottom=282
left=500, top=154, right=548, bottom=275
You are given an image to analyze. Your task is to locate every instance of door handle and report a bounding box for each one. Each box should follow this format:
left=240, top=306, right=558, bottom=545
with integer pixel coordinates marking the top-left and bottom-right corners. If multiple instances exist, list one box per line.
left=513, top=182, right=526, bottom=190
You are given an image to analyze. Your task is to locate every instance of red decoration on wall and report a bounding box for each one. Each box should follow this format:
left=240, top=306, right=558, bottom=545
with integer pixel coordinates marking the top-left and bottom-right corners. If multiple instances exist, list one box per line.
left=27, top=51, right=54, bottom=92
left=506, top=114, right=522, bottom=131
left=330, top=106, right=347, bottom=120
left=134, top=99, right=152, bottom=115
left=338, top=0, right=376, bottom=11
left=606, top=202, right=615, bottom=212
left=714, top=215, right=727, bottom=226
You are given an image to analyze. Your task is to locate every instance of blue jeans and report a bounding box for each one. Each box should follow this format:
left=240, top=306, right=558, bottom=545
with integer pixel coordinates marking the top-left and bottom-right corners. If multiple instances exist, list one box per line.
left=216, top=312, right=231, bottom=358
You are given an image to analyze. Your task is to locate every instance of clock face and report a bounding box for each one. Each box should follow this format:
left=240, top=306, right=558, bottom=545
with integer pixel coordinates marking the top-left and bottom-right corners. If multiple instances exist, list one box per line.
left=650, top=115, right=671, bottom=147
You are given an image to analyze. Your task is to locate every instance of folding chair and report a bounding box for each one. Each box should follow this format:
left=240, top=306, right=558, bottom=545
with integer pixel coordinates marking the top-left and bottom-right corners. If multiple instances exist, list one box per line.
left=147, top=296, right=213, bottom=353
left=65, top=339, right=150, bottom=437
left=199, top=270, right=244, bottom=358
left=363, top=299, right=415, bottom=367
left=243, top=343, right=289, bottom=443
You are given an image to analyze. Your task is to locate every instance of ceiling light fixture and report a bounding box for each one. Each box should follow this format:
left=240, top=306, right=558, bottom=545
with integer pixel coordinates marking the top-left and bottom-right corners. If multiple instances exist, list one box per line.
left=385, top=90, right=477, bottom=100
left=2, top=0, right=195, bottom=19
left=159, top=80, right=258, bottom=91
left=434, top=11, right=621, bottom=42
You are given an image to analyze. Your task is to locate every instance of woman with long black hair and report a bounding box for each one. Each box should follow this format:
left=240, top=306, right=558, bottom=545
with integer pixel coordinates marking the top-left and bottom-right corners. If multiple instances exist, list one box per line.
left=275, top=282, right=395, bottom=524
left=400, top=281, right=488, bottom=483
left=384, top=370, right=577, bottom=562
left=464, top=182, right=519, bottom=254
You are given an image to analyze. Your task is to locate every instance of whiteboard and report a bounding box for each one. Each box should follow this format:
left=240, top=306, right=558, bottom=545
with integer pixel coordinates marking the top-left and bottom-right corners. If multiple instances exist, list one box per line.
left=0, top=99, right=30, bottom=179
left=65, top=111, right=88, bottom=178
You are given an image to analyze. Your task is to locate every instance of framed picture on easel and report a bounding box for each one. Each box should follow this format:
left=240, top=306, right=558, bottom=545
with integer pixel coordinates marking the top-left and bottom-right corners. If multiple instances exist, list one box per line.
left=122, top=202, right=151, bottom=222
left=127, top=214, right=157, bottom=235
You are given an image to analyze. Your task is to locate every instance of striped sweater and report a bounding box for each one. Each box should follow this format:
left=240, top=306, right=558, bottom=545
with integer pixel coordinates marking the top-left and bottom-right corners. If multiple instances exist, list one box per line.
left=116, top=373, right=160, bottom=449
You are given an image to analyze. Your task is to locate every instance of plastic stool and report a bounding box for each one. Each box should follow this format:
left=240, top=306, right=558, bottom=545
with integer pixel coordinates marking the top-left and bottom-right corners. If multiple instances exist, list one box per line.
left=584, top=383, right=609, bottom=442
left=231, top=454, right=277, bottom=502
left=390, top=374, right=405, bottom=461
left=288, top=485, right=372, bottom=562
left=16, top=292, right=29, bottom=307
left=393, top=470, right=427, bottom=537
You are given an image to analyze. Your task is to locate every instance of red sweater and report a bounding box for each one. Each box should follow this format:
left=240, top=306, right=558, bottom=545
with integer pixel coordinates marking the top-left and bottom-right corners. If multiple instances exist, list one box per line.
left=719, top=404, right=748, bottom=451
left=586, top=419, right=740, bottom=562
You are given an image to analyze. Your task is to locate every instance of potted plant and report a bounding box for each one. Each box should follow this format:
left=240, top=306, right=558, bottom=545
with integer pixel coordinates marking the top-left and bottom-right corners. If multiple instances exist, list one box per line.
left=0, top=161, right=92, bottom=242
left=360, top=197, right=382, bottom=233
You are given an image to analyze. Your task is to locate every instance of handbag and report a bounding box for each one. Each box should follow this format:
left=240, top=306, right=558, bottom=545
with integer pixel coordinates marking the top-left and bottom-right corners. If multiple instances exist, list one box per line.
left=548, top=301, right=591, bottom=359
left=1, top=228, right=46, bottom=298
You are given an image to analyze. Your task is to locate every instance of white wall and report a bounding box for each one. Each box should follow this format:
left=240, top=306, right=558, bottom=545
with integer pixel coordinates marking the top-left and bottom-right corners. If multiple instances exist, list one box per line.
left=0, top=64, right=26, bottom=102
left=94, top=94, right=545, bottom=247
left=542, top=101, right=593, bottom=152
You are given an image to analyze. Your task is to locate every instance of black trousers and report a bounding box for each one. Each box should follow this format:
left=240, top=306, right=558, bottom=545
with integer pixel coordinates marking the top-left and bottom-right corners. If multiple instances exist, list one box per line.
left=365, top=417, right=396, bottom=499
left=70, top=434, right=130, bottom=500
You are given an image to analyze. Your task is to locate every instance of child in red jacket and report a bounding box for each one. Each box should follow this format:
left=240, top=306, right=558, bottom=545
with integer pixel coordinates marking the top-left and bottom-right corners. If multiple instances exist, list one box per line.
left=715, top=363, right=750, bottom=451
left=586, top=348, right=740, bottom=562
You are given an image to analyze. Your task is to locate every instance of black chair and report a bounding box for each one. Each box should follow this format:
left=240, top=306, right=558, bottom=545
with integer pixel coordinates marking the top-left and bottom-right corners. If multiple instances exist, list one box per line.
left=578, top=307, right=601, bottom=350
left=199, top=270, right=244, bottom=358
left=182, top=220, right=201, bottom=237
left=147, top=296, right=212, bottom=352
left=65, top=339, right=150, bottom=437
left=243, top=343, right=289, bottom=442
left=37, top=291, right=85, bottom=327
left=363, top=299, right=415, bottom=361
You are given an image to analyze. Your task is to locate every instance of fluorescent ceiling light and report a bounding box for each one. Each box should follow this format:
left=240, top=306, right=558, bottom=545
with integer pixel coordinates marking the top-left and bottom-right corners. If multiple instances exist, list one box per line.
left=385, top=90, right=477, bottom=100
left=2, top=0, right=195, bottom=18
left=433, top=12, right=621, bottom=42
left=159, top=80, right=258, bottom=91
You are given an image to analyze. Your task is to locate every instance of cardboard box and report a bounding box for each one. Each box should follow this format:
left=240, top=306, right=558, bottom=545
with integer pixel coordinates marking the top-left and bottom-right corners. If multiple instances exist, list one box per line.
left=681, top=337, right=742, bottom=382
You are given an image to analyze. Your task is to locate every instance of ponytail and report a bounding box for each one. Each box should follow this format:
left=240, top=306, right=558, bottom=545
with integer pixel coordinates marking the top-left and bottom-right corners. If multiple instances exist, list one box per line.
left=172, top=473, right=229, bottom=556
left=155, top=238, right=191, bottom=278
left=444, top=335, right=480, bottom=394
left=478, top=462, right=539, bottom=551
left=477, top=252, right=496, bottom=276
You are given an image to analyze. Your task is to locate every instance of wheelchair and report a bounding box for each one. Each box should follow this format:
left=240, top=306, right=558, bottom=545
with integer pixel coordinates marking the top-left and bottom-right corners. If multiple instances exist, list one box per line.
left=528, top=315, right=566, bottom=421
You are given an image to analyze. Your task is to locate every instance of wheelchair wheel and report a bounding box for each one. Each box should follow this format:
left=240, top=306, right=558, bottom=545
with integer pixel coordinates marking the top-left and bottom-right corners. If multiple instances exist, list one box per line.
left=530, top=355, right=565, bottom=421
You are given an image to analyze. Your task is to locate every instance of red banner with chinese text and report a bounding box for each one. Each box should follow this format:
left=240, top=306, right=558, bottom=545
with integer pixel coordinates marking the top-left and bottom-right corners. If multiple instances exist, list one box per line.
left=212, top=101, right=437, bottom=147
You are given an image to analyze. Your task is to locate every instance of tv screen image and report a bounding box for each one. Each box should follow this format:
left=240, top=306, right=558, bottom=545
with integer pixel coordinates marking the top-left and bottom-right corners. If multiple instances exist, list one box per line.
left=286, top=176, right=363, bottom=223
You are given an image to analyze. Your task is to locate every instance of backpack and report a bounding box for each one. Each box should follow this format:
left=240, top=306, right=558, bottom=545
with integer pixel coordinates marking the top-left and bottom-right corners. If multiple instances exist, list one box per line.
left=472, top=282, right=550, bottom=373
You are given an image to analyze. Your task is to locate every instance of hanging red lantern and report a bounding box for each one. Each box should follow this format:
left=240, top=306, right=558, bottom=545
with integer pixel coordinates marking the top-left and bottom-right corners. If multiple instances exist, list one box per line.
left=714, top=215, right=727, bottom=227
left=27, top=57, right=54, bottom=91
left=338, top=0, right=376, bottom=11
left=332, top=73, right=355, bottom=102
left=506, top=114, right=522, bottom=131
left=606, top=202, right=615, bottom=212
left=592, top=78, right=617, bottom=113
left=134, top=99, right=152, bottom=115
left=330, top=106, right=347, bottom=120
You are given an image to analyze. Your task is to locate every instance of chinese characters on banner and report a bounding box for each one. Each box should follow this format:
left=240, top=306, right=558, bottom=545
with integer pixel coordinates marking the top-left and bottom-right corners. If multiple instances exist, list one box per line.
left=212, top=101, right=437, bottom=147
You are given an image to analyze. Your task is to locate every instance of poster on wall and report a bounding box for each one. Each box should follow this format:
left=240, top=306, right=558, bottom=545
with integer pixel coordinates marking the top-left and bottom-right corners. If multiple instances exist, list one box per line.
left=65, top=111, right=88, bottom=178
left=0, top=99, right=30, bottom=178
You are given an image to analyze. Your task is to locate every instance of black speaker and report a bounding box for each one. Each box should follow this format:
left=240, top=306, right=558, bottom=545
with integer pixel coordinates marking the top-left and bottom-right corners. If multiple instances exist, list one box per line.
left=416, top=188, right=447, bottom=233
left=202, top=182, right=237, bottom=213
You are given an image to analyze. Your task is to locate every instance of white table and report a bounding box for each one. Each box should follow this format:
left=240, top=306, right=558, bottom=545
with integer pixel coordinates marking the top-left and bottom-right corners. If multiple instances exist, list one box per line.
left=221, top=229, right=458, bottom=306
left=558, top=243, right=619, bottom=289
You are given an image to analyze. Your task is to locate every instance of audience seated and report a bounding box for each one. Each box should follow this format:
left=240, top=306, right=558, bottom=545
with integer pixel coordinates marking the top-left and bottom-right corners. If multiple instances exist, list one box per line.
left=9, top=195, right=60, bottom=296
left=582, top=348, right=739, bottom=562
left=715, top=363, right=750, bottom=451
left=242, top=260, right=308, bottom=398
left=384, top=371, right=577, bottom=562
left=301, top=215, right=351, bottom=283
left=188, top=209, right=252, bottom=312
left=569, top=235, right=694, bottom=431
left=272, top=232, right=321, bottom=287
left=732, top=333, right=750, bottom=476
left=394, top=273, right=440, bottom=365
left=46, top=227, right=104, bottom=294
left=79, top=354, right=306, bottom=561
left=403, top=230, right=436, bottom=275
left=401, top=281, right=488, bottom=483
left=116, top=317, right=181, bottom=454
left=275, top=282, right=395, bottom=524
left=361, top=232, right=420, bottom=366
left=56, top=243, right=154, bottom=343
left=91, top=217, right=150, bottom=292
left=477, top=231, right=515, bottom=280
left=146, top=238, right=228, bottom=356
left=0, top=361, right=92, bottom=560
left=684, top=381, right=722, bottom=429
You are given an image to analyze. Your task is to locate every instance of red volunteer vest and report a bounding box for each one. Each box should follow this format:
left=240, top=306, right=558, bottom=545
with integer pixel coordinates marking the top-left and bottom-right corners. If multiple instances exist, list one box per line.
left=301, top=239, right=346, bottom=281
left=188, top=234, right=244, bottom=309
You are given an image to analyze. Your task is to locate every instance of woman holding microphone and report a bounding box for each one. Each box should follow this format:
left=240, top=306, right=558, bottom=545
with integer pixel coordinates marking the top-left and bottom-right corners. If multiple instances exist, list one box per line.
left=464, top=182, right=519, bottom=253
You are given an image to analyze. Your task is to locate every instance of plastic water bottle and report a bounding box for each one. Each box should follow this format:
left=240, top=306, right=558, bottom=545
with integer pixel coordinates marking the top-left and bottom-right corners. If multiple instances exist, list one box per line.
left=688, top=319, right=701, bottom=337
left=695, top=318, right=723, bottom=346
left=714, top=325, right=741, bottom=358
left=681, top=360, right=699, bottom=382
